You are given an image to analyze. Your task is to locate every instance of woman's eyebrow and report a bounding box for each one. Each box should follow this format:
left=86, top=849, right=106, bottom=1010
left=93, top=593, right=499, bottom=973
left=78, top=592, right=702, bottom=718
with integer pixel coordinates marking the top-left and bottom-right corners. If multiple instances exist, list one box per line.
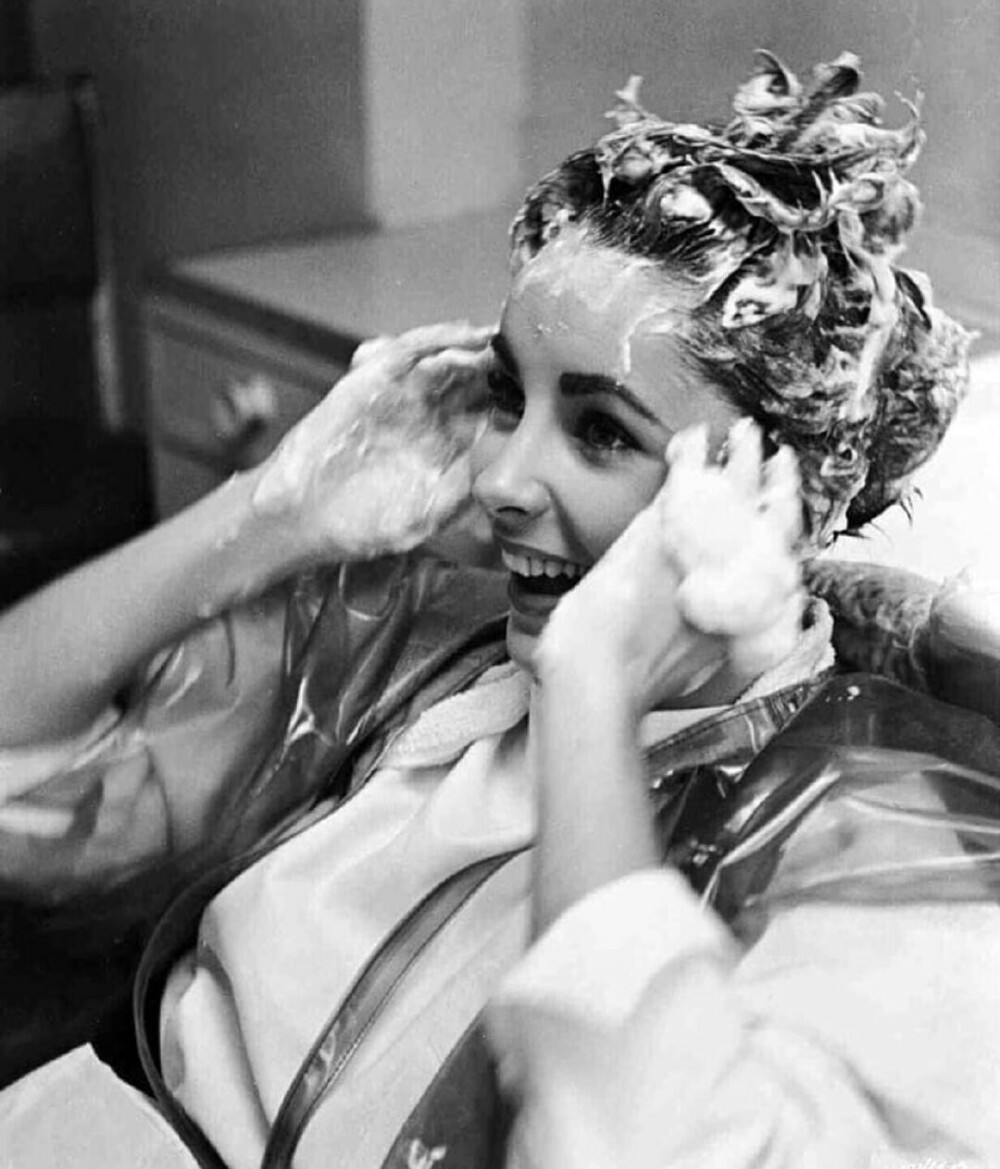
left=560, top=372, right=662, bottom=426
left=490, top=333, right=520, bottom=376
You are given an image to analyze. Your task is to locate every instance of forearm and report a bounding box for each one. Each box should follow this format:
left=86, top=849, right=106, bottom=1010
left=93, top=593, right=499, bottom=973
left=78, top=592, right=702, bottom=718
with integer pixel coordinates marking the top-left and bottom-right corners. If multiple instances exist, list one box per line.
left=531, top=646, right=659, bottom=934
left=0, top=468, right=312, bottom=746
left=0, top=322, right=491, bottom=749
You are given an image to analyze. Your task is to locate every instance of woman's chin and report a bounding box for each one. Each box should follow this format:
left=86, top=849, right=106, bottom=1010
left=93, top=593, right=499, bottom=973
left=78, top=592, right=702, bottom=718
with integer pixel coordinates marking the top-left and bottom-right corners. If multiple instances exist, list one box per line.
left=505, top=608, right=550, bottom=669
left=504, top=575, right=567, bottom=667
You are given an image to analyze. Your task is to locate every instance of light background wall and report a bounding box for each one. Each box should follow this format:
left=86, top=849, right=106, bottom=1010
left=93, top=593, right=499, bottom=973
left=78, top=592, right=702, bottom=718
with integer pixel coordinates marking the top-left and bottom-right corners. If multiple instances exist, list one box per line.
left=524, top=0, right=1000, bottom=240
left=363, top=0, right=526, bottom=227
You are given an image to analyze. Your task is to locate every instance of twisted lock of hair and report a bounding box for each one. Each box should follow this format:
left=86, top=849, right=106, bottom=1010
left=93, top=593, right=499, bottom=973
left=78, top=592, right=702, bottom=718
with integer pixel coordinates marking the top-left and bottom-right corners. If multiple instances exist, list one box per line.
left=847, top=284, right=973, bottom=531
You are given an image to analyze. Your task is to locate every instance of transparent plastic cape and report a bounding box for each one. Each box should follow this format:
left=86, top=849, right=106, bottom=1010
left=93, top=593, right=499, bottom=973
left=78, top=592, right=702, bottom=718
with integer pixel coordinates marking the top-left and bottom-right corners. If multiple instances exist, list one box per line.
left=285, top=676, right=1000, bottom=1169
left=0, top=555, right=509, bottom=936
left=699, top=673, right=1000, bottom=938
left=0, top=555, right=509, bottom=1086
left=0, top=555, right=996, bottom=934
left=0, top=552, right=997, bottom=1083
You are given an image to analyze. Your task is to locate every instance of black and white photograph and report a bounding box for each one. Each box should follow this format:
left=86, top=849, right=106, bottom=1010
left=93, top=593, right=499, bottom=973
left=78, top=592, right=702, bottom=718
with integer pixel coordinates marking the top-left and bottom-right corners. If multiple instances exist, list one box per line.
left=1, top=1, right=998, bottom=1165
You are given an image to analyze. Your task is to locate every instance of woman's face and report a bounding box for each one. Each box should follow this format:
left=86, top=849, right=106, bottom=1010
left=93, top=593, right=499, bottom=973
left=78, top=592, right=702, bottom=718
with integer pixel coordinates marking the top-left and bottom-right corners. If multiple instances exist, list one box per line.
left=471, top=229, right=741, bottom=667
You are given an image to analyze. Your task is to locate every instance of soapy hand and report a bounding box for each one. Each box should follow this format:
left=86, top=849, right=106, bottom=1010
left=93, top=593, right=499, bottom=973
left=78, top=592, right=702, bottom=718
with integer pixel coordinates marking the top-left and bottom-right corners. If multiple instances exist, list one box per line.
left=250, top=322, right=493, bottom=561
left=540, top=418, right=805, bottom=710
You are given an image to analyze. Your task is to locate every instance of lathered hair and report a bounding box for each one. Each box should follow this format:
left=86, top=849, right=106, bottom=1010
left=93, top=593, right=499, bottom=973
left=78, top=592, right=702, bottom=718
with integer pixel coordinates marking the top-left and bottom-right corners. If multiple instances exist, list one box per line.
left=511, top=52, right=973, bottom=546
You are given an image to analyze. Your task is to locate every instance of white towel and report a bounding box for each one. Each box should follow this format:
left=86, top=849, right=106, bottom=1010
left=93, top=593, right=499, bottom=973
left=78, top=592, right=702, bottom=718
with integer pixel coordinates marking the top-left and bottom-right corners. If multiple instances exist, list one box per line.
left=384, top=599, right=834, bottom=771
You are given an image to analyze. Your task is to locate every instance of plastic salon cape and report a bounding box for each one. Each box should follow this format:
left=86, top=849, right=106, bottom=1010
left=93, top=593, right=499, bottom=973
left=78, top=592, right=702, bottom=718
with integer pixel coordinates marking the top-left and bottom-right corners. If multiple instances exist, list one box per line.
left=2, top=554, right=1000, bottom=1168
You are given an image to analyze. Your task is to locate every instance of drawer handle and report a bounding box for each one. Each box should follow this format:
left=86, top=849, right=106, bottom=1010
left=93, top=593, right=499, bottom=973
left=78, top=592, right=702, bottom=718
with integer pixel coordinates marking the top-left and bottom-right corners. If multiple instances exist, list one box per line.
left=211, top=374, right=278, bottom=468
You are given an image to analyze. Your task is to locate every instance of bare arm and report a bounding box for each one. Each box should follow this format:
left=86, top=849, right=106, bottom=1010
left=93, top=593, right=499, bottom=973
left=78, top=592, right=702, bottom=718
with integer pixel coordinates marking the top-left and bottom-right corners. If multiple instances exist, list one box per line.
left=0, top=470, right=305, bottom=745
left=0, top=322, right=491, bottom=748
left=530, top=644, right=659, bottom=934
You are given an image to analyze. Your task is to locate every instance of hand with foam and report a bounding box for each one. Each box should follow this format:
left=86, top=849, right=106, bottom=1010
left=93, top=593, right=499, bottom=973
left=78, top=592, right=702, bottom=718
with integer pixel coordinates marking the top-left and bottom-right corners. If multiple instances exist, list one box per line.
left=540, top=418, right=805, bottom=711
left=664, top=418, right=805, bottom=679
left=249, top=321, right=493, bottom=562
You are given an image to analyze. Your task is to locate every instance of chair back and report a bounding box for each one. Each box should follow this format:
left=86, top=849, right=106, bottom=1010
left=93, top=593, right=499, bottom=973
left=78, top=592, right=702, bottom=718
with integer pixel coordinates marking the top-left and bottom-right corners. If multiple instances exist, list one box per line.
left=806, top=558, right=1000, bottom=725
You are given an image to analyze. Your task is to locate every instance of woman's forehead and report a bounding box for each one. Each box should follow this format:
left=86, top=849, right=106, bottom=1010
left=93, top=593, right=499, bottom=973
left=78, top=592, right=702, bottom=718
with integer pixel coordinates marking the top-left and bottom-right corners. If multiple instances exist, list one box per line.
left=504, top=230, right=691, bottom=350
left=501, top=231, right=739, bottom=440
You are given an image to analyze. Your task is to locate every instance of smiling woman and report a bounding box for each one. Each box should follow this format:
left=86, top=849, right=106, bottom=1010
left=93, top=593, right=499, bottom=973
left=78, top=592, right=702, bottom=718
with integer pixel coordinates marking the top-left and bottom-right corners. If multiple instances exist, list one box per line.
left=474, top=231, right=742, bottom=667
left=0, top=51, right=999, bottom=1169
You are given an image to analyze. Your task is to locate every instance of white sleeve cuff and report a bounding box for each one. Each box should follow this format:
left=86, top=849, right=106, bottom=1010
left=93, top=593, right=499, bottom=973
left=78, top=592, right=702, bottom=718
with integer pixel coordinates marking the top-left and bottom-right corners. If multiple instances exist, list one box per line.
left=496, top=867, right=733, bottom=1029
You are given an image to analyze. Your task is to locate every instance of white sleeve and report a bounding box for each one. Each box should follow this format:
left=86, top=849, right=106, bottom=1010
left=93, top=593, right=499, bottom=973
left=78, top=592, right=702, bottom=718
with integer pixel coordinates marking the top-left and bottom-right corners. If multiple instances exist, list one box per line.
left=487, top=867, right=1000, bottom=1169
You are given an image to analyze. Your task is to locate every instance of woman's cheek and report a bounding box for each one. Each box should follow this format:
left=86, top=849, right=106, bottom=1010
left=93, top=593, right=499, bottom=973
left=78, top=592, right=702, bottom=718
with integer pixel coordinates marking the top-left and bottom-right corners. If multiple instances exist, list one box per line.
left=581, top=466, right=668, bottom=561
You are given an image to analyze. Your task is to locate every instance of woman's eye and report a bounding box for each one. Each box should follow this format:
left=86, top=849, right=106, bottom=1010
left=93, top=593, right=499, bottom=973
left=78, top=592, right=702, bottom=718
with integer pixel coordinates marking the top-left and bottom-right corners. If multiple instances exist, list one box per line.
left=575, top=409, right=638, bottom=457
left=486, top=369, right=524, bottom=424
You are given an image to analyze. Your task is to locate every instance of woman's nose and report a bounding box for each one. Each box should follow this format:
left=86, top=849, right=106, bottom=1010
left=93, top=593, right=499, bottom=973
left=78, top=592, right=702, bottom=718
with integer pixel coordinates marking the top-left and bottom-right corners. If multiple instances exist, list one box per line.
left=473, top=423, right=550, bottom=525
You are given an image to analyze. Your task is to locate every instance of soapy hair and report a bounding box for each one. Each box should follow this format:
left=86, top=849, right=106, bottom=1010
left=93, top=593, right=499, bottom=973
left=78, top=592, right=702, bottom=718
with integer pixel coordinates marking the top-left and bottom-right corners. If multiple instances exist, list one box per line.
left=511, top=52, right=973, bottom=546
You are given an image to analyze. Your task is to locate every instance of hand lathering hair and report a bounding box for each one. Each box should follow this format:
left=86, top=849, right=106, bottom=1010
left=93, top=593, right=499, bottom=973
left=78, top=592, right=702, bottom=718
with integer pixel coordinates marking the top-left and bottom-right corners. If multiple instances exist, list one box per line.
left=511, top=51, right=973, bottom=546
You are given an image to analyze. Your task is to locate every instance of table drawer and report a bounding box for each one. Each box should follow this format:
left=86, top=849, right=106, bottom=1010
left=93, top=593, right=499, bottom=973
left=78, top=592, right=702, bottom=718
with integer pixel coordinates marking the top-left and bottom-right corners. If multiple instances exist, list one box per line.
left=148, top=328, right=340, bottom=475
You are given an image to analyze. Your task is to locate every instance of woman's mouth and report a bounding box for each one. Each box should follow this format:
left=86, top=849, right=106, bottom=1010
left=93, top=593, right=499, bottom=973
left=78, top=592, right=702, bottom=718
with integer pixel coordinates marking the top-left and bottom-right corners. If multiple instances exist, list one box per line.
left=500, top=548, right=586, bottom=626
left=501, top=549, right=585, bottom=587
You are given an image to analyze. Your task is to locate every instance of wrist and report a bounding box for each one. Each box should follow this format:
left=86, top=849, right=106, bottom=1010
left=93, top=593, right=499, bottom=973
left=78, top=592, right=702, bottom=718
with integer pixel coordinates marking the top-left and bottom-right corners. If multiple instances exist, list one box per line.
left=172, top=470, right=317, bottom=613
left=535, top=616, right=645, bottom=726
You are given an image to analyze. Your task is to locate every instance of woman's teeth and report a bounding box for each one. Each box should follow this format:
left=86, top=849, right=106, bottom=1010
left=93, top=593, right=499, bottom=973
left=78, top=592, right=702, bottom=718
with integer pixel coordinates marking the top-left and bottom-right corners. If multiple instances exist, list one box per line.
left=501, top=550, right=584, bottom=580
